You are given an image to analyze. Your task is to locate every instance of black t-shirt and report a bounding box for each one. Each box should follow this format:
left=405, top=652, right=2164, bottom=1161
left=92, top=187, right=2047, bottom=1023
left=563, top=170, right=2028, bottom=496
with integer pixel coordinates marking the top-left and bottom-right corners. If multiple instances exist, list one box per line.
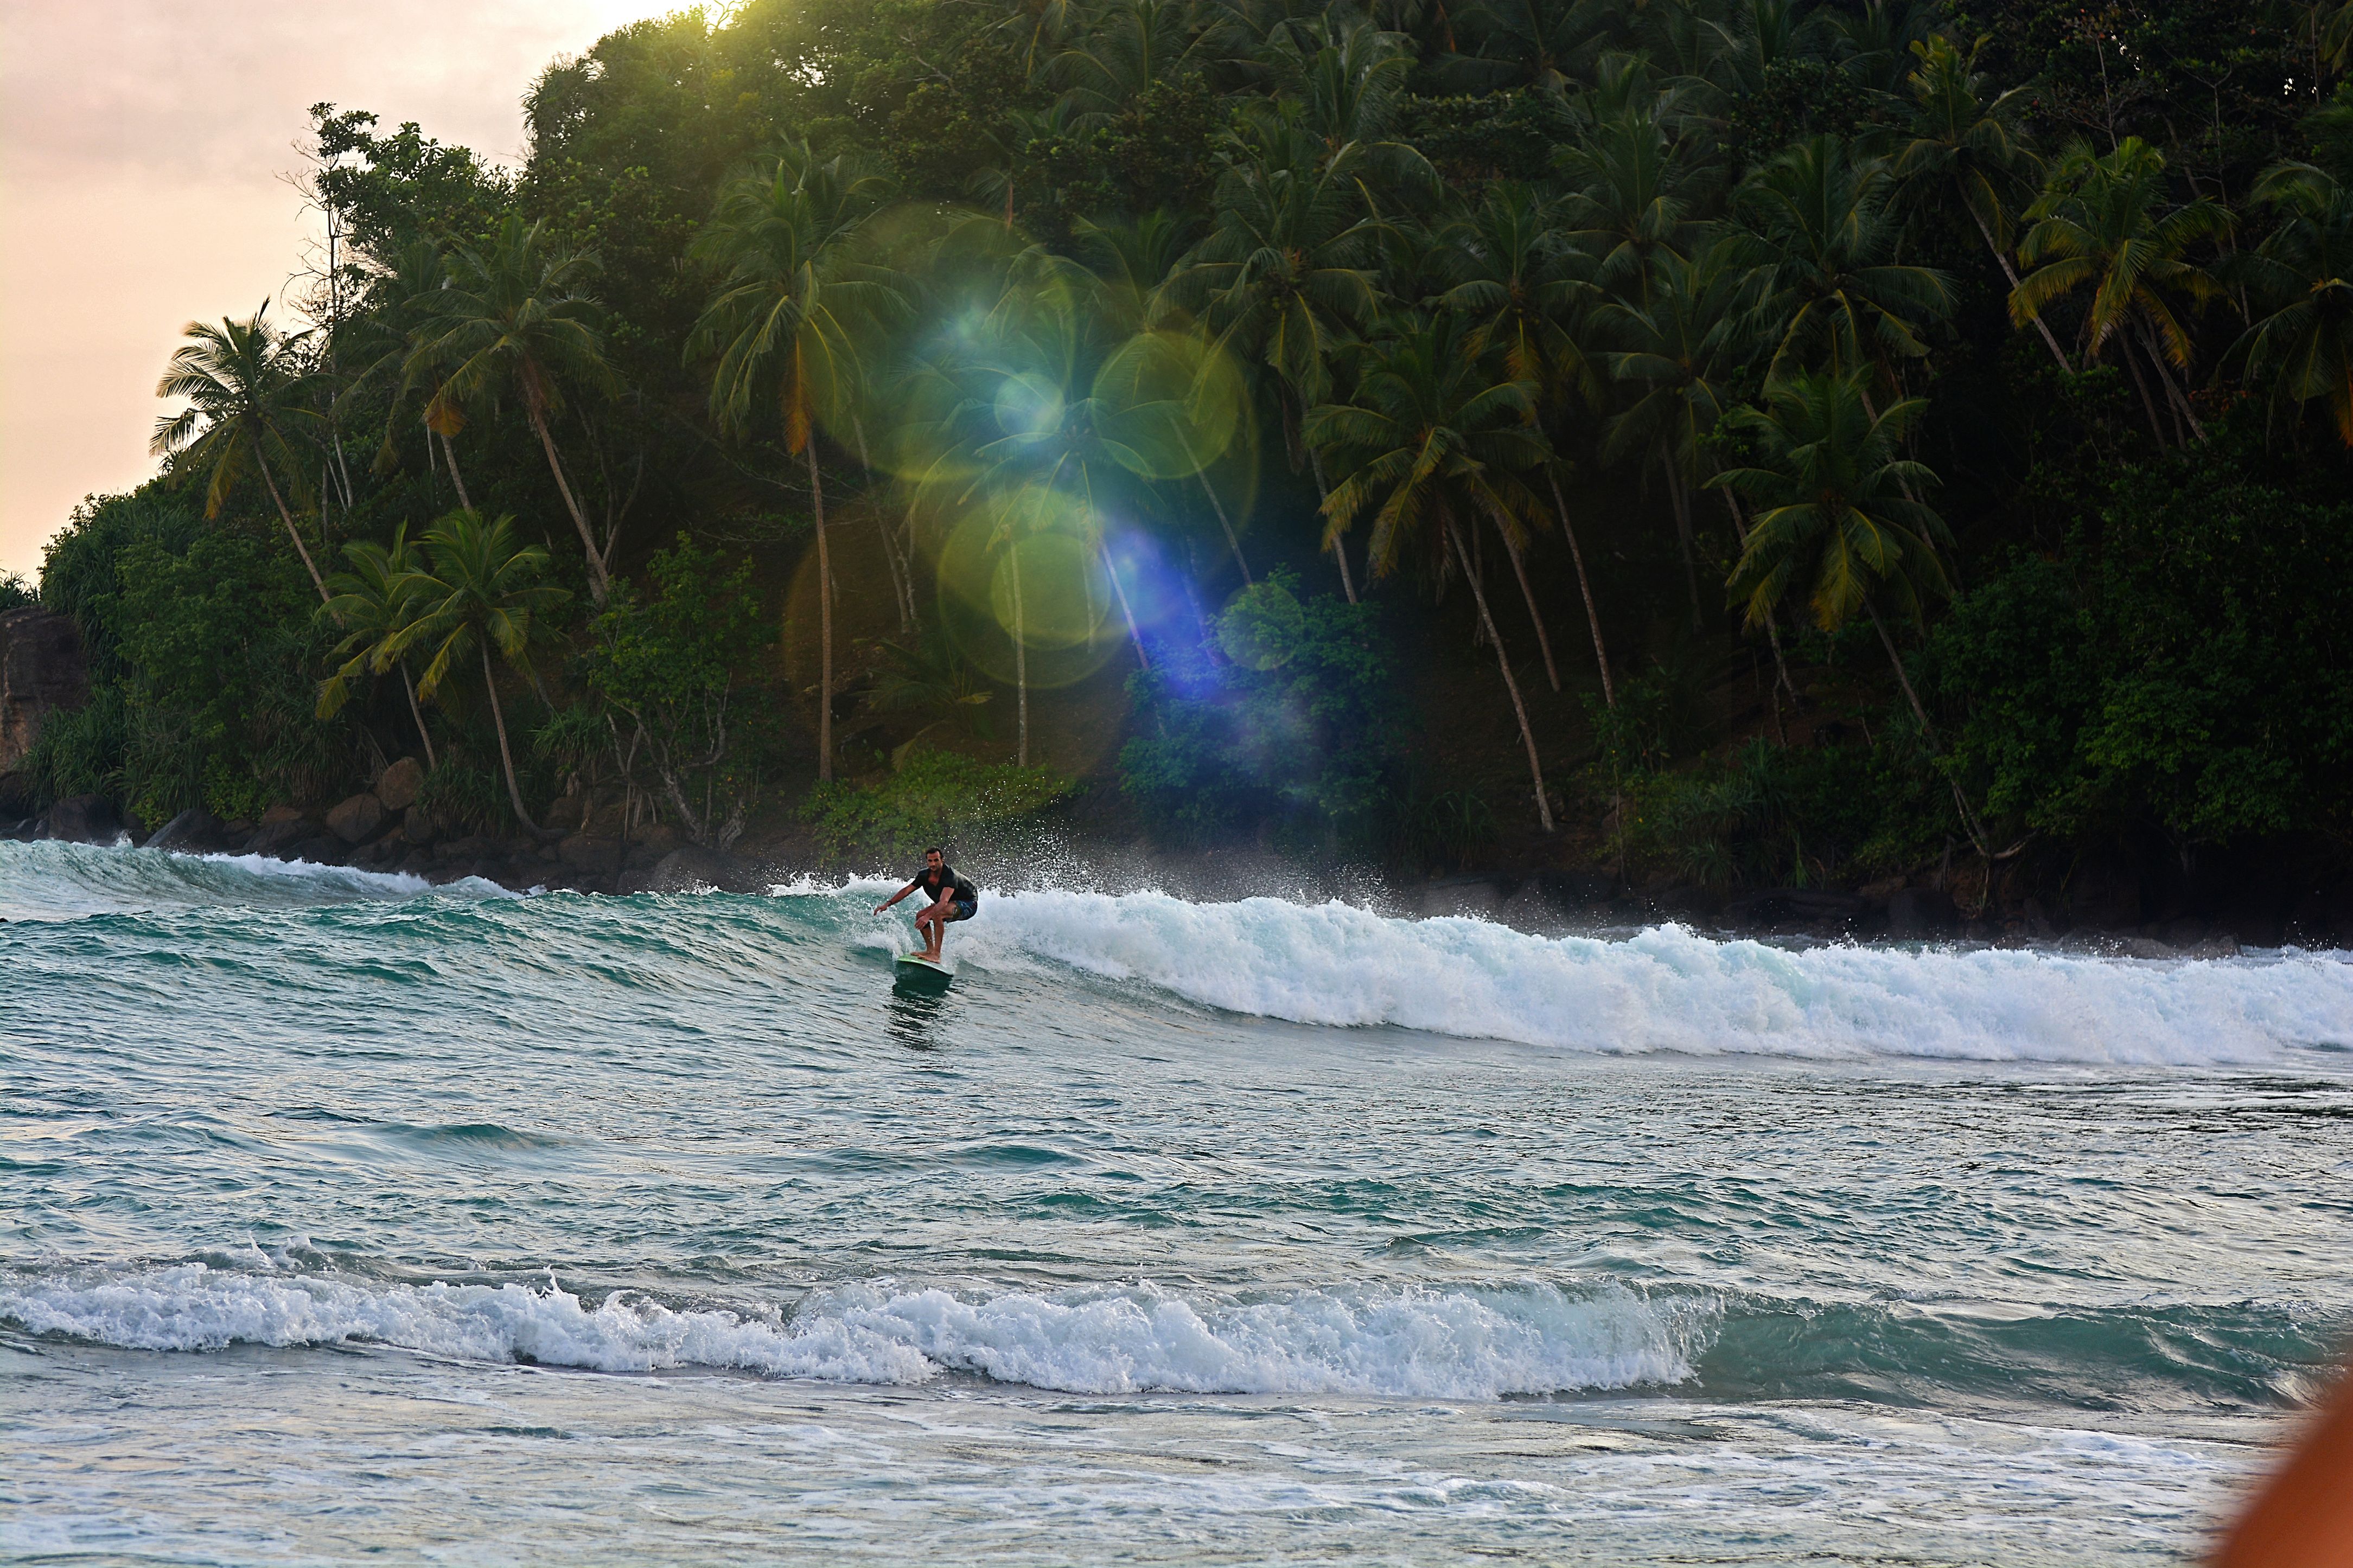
left=915, top=864, right=978, bottom=905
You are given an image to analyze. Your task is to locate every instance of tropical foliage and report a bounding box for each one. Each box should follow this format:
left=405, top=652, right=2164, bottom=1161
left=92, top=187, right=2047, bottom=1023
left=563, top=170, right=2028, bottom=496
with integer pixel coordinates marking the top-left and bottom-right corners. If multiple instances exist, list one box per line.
left=15, top=0, right=2353, bottom=894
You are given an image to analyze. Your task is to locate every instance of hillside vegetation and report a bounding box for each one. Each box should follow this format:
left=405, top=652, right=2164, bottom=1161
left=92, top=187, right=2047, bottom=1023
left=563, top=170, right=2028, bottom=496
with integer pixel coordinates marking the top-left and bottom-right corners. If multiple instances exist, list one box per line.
left=14, top=0, right=2353, bottom=923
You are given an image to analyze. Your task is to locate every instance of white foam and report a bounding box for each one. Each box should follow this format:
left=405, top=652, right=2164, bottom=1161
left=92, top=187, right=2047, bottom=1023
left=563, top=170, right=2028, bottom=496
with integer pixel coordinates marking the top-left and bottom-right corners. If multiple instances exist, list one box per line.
left=947, top=891, right=2353, bottom=1064
left=0, top=1266, right=1695, bottom=1399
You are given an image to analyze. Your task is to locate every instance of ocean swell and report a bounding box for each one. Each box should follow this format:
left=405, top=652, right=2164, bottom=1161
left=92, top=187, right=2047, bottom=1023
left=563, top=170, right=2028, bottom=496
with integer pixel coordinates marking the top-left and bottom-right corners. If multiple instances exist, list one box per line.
left=950, top=889, right=2353, bottom=1064
left=0, top=1265, right=1698, bottom=1399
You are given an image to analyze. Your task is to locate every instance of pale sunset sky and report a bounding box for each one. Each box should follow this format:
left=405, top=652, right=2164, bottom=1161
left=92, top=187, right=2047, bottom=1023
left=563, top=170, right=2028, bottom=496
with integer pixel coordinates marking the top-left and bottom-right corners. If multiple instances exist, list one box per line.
left=0, top=1, right=677, bottom=581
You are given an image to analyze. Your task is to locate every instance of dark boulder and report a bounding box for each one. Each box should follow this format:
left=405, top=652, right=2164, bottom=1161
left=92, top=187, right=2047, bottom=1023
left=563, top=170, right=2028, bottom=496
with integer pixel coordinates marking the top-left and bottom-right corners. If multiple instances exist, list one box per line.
left=1887, top=886, right=1960, bottom=939
left=0, top=607, right=90, bottom=776
left=639, top=845, right=767, bottom=894
left=326, top=792, right=386, bottom=844
left=47, top=794, right=122, bottom=844
left=374, top=757, right=424, bottom=814
left=244, top=817, right=313, bottom=858
left=1722, top=887, right=1868, bottom=932
left=147, top=808, right=232, bottom=854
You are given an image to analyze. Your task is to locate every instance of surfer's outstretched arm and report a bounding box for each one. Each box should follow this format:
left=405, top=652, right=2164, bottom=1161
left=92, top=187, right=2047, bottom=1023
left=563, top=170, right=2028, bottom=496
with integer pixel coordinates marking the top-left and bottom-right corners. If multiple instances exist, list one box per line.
left=874, top=880, right=919, bottom=914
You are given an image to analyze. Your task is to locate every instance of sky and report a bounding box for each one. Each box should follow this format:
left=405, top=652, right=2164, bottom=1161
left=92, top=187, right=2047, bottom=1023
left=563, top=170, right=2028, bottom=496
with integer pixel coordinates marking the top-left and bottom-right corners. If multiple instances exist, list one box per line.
left=0, top=1, right=676, bottom=581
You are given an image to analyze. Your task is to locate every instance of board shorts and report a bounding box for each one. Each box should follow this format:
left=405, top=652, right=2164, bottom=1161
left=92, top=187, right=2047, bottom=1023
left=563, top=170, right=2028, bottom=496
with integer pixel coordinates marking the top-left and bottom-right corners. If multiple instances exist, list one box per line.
left=948, top=898, right=977, bottom=921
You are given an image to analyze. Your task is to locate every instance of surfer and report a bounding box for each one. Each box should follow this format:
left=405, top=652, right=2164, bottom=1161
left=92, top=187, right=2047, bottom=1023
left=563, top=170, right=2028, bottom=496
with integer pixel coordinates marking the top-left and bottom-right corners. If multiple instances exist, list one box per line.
left=875, top=847, right=979, bottom=961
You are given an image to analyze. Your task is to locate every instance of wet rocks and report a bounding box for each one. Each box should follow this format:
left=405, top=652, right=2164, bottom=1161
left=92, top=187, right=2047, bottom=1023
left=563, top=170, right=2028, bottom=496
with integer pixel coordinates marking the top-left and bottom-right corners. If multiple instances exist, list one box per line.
left=146, top=808, right=232, bottom=854
left=374, top=757, right=424, bottom=814
left=326, top=792, right=386, bottom=844
left=1886, top=887, right=1960, bottom=939
left=46, top=793, right=120, bottom=844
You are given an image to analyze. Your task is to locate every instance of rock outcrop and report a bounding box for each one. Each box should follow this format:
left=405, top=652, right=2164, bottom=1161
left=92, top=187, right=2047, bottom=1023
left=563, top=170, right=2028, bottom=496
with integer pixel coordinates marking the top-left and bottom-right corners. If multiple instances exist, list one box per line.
left=327, top=792, right=386, bottom=844
left=375, top=757, right=424, bottom=814
left=0, top=607, right=89, bottom=775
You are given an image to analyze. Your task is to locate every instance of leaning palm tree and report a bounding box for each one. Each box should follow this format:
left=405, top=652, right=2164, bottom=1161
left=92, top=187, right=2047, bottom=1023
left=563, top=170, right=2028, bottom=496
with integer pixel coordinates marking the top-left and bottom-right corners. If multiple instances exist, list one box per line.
left=150, top=304, right=332, bottom=605
left=412, top=216, right=620, bottom=601
left=2010, top=138, right=2231, bottom=446
left=1889, top=34, right=2069, bottom=370
left=1711, top=370, right=1952, bottom=740
left=1307, top=312, right=1559, bottom=833
left=316, top=526, right=436, bottom=770
left=2226, top=157, right=2353, bottom=445
left=385, top=509, right=569, bottom=837
left=687, top=140, right=901, bottom=783
left=1436, top=181, right=1601, bottom=690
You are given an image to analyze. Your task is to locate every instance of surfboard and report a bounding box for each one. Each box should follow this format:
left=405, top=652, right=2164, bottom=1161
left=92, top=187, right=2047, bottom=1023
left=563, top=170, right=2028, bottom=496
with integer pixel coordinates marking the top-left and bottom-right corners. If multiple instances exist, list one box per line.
left=895, top=952, right=951, bottom=982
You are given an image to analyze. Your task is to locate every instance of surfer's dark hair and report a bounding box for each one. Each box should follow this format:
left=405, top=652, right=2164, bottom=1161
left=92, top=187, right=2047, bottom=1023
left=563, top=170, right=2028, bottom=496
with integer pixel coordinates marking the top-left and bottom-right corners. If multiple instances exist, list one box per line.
left=926, top=846, right=943, bottom=856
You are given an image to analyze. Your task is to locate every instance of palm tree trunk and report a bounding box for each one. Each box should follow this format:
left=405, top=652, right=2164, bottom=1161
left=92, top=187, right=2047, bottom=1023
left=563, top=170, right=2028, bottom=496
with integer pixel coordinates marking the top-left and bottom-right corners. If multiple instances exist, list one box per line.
left=1867, top=600, right=1992, bottom=857
left=1495, top=520, right=1559, bottom=691
left=2137, top=318, right=2207, bottom=440
left=527, top=403, right=609, bottom=604
left=2117, top=338, right=2172, bottom=447
left=1009, top=534, right=1029, bottom=768
left=854, top=415, right=917, bottom=631
left=1448, top=520, right=1553, bottom=833
left=806, top=439, right=834, bottom=783
left=1546, top=467, right=1613, bottom=707
left=480, top=642, right=543, bottom=837
left=1183, top=431, right=1252, bottom=586
left=256, top=446, right=331, bottom=607
left=1973, top=209, right=2072, bottom=371
left=1662, top=452, right=1702, bottom=631
left=1101, top=540, right=1150, bottom=670
left=1308, top=447, right=1357, bottom=604
left=400, top=665, right=438, bottom=772
left=439, top=431, right=474, bottom=513
left=1720, top=487, right=1799, bottom=710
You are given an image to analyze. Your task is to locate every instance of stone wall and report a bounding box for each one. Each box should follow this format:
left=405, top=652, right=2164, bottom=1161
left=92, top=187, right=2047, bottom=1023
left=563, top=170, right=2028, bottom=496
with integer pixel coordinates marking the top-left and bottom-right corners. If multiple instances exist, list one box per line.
left=0, top=606, right=89, bottom=775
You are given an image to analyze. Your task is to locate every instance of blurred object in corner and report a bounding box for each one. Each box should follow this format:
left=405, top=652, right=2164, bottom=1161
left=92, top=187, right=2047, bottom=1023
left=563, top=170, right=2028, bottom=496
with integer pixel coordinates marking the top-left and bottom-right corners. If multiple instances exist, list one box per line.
left=2217, top=1366, right=2353, bottom=1567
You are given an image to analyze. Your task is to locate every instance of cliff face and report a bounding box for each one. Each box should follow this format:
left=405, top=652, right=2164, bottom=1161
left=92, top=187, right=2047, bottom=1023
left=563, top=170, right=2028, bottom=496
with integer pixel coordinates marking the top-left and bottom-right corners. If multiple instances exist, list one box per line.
left=0, top=607, right=88, bottom=776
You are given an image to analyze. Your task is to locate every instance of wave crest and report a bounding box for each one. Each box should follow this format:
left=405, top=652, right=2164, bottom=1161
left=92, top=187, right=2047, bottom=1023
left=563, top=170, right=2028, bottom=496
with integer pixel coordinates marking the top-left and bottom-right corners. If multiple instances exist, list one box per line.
left=948, top=891, right=2353, bottom=1063
left=0, top=1265, right=1698, bottom=1398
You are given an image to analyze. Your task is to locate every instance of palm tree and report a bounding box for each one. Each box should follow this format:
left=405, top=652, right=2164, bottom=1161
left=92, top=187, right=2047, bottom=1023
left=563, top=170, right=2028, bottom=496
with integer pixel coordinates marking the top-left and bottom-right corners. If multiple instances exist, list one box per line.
left=150, top=304, right=332, bottom=605
left=316, top=526, right=436, bottom=770
left=1711, top=370, right=1952, bottom=739
left=687, top=141, right=901, bottom=782
left=1596, top=240, right=1752, bottom=636
left=412, top=216, right=620, bottom=601
left=1732, top=134, right=1955, bottom=387
left=1555, top=104, right=1712, bottom=305
left=385, top=509, right=569, bottom=836
left=2227, top=158, right=2353, bottom=444
left=1437, top=182, right=1602, bottom=691
left=2010, top=138, right=2231, bottom=446
left=1044, top=0, right=1223, bottom=124
left=335, top=239, right=480, bottom=508
left=1890, top=34, right=2069, bottom=370
left=1307, top=312, right=1558, bottom=832
left=1181, top=125, right=1386, bottom=598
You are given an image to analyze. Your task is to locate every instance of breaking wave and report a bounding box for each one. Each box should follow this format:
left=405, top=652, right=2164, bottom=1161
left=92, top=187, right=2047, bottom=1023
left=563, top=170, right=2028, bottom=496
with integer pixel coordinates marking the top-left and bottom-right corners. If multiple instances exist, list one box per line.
left=0, top=1265, right=1698, bottom=1399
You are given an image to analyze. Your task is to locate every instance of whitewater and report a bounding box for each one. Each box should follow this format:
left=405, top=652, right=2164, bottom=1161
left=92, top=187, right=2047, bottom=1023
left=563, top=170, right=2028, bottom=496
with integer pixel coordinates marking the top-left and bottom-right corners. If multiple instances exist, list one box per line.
left=5, top=837, right=2351, bottom=1565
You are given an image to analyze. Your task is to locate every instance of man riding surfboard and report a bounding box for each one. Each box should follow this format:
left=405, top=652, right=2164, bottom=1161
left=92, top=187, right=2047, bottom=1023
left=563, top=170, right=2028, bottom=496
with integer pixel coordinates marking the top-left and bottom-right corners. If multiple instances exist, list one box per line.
left=875, top=847, right=980, bottom=962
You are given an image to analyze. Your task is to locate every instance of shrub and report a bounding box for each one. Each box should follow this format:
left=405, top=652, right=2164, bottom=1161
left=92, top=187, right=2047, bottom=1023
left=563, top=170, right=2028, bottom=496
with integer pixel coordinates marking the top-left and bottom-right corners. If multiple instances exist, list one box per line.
left=802, top=748, right=1071, bottom=865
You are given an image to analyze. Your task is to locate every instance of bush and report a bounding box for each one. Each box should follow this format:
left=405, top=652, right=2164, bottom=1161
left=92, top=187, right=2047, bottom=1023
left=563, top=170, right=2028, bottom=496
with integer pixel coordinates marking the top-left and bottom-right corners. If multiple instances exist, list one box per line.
left=802, top=748, right=1070, bottom=865
left=1119, top=572, right=1401, bottom=852
left=0, top=571, right=33, bottom=612
left=1926, top=444, right=2353, bottom=845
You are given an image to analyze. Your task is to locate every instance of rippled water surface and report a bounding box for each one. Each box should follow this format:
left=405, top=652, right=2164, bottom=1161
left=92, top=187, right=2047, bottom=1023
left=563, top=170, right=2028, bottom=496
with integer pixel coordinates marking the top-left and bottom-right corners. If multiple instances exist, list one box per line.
left=5, top=839, right=2352, bottom=1564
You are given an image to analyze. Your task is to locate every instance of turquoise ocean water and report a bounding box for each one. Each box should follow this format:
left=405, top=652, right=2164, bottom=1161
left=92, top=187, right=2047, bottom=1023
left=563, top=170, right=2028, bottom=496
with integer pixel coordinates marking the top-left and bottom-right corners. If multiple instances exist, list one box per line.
left=4, top=838, right=2352, bottom=1564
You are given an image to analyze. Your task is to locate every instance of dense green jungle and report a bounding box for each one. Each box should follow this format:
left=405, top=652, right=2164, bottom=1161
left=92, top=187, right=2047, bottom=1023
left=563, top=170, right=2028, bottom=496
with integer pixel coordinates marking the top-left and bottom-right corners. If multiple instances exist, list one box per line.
left=9, top=0, right=2353, bottom=937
